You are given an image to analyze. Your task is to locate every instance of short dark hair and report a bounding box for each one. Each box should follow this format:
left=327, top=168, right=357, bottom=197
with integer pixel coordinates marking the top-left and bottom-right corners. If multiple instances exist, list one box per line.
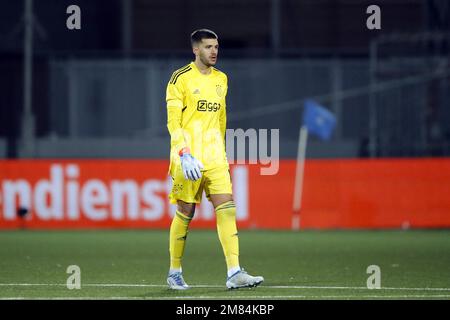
left=190, top=29, right=218, bottom=46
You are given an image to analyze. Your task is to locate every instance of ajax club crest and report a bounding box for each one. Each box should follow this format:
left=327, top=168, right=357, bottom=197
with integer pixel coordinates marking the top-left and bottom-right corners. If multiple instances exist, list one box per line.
left=216, top=84, right=223, bottom=97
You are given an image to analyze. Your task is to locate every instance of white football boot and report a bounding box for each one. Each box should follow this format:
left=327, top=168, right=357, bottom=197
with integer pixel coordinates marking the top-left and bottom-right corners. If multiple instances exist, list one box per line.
left=226, top=269, right=264, bottom=289
left=167, top=271, right=190, bottom=290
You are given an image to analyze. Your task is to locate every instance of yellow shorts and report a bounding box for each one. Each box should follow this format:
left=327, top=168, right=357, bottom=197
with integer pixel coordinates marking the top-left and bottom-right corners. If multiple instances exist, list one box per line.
left=169, top=164, right=232, bottom=204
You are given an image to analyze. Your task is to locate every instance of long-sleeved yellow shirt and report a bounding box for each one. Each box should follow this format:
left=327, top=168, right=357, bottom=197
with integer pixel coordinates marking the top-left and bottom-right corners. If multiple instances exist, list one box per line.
left=166, top=61, right=228, bottom=175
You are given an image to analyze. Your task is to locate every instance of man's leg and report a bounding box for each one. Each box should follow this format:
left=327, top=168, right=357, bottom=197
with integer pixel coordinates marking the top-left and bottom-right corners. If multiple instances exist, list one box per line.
left=211, top=193, right=264, bottom=289
left=167, top=200, right=195, bottom=290
left=210, top=194, right=241, bottom=276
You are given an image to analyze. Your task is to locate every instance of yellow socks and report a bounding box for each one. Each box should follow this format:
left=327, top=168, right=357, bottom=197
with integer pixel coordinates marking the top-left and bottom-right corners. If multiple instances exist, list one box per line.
left=216, top=201, right=240, bottom=273
left=169, top=203, right=240, bottom=277
left=169, top=210, right=192, bottom=271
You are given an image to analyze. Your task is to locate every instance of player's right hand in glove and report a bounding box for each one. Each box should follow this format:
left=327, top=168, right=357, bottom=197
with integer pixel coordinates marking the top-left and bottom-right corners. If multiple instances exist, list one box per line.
left=179, top=147, right=204, bottom=181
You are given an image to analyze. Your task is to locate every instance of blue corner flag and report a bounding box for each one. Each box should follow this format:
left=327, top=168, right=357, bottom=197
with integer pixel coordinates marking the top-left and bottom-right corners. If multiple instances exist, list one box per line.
left=303, top=99, right=336, bottom=140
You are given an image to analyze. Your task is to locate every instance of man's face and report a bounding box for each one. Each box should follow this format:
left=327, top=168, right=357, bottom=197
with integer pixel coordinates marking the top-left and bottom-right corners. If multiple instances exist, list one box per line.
left=194, top=38, right=219, bottom=67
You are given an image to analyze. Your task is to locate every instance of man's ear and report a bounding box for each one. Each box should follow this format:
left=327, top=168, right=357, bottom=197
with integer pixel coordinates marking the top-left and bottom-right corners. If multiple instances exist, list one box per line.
left=192, top=45, right=199, bottom=56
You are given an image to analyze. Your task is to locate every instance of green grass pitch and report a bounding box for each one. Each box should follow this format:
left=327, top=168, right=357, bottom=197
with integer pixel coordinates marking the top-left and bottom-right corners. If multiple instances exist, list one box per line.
left=0, top=229, right=449, bottom=300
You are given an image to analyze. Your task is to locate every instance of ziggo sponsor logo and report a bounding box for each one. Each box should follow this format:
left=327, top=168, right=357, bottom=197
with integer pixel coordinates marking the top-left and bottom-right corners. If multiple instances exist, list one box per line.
left=0, top=164, right=249, bottom=222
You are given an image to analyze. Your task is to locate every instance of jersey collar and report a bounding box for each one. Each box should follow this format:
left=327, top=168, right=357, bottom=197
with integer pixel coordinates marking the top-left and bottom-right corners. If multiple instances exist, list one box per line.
left=191, top=61, right=214, bottom=76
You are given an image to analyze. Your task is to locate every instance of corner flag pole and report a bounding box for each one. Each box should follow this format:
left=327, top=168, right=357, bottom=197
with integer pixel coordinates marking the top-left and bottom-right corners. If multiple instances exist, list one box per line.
left=292, top=125, right=308, bottom=230
left=21, top=0, right=35, bottom=157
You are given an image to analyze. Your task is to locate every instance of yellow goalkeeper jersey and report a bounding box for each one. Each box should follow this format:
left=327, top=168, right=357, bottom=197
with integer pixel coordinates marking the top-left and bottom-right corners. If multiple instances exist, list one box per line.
left=166, top=61, right=228, bottom=175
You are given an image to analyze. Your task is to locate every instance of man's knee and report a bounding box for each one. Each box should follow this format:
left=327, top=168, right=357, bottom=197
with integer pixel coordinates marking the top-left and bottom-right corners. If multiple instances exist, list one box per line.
left=210, top=194, right=234, bottom=209
left=177, top=200, right=196, bottom=218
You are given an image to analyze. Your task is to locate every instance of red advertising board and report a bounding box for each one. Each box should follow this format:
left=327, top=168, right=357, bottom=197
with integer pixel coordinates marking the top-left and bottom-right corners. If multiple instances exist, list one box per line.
left=0, top=159, right=449, bottom=229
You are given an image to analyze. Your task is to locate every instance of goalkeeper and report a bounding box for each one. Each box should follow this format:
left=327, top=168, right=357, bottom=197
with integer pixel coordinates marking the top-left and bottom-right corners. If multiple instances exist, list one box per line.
left=165, top=29, right=264, bottom=290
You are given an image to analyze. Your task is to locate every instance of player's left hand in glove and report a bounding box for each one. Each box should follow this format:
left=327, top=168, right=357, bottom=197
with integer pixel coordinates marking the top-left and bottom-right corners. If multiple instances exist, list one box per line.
left=179, top=147, right=204, bottom=181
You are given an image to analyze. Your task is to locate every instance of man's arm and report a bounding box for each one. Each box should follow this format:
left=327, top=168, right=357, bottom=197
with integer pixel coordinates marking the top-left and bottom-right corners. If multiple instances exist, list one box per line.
left=166, top=76, right=203, bottom=181
left=166, top=80, right=188, bottom=152
left=219, top=101, right=226, bottom=140
left=219, top=75, right=228, bottom=146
